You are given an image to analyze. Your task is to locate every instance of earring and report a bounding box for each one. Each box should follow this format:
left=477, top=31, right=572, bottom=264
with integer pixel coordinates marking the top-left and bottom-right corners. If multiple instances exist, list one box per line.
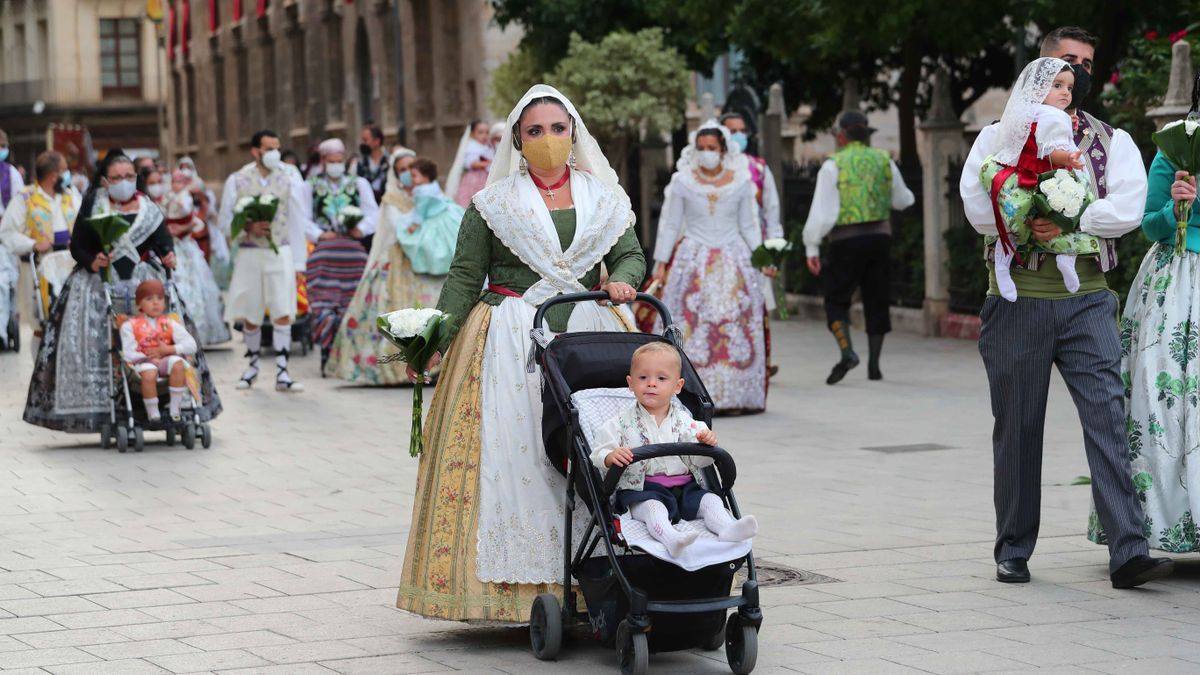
left=568, top=151, right=578, bottom=171
left=519, top=156, right=528, bottom=177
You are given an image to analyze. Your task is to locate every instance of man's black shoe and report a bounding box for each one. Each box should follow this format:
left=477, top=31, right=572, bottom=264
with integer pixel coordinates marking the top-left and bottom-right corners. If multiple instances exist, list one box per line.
left=996, top=558, right=1030, bottom=583
left=826, top=354, right=860, bottom=385
left=1111, top=555, right=1174, bottom=589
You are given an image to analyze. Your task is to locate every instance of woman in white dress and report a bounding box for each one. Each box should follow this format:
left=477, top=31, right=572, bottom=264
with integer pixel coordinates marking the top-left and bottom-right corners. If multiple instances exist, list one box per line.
left=652, top=120, right=766, bottom=413
left=395, top=85, right=645, bottom=622
left=162, top=169, right=229, bottom=346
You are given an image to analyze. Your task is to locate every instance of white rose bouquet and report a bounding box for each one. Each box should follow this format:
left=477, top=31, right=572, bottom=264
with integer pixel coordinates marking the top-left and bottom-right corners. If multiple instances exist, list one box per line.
left=750, top=237, right=795, bottom=319
left=336, top=205, right=364, bottom=236
left=231, top=193, right=280, bottom=253
left=1033, top=169, right=1091, bottom=236
left=1152, top=117, right=1200, bottom=255
left=377, top=307, right=451, bottom=457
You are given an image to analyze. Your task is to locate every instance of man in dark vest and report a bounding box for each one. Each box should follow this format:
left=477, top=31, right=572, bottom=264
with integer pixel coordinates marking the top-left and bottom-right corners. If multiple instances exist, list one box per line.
left=960, top=26, right=1173, bottom=588
left=803, top=111, right=914, bottom=384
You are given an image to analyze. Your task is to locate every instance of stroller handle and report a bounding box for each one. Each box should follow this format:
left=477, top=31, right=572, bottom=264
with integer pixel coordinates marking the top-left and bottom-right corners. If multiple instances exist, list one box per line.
left=532, top=291, right=674, bottom=333
left=601, top=442, right=737, bottom=496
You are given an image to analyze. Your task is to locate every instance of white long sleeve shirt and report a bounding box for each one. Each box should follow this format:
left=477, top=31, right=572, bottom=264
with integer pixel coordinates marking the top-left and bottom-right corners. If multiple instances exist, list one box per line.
left=959, top=122, right=1148, bottom=239
left=218, top=163, right=313, bottom=272
left=0, top=184, right=79, bottom=255
left=654, top=173, right=760, bottom=263
left=119, top=318, right=197, bottom=364
left=589, top=402, right=714, bottom=493
left=802, top=157, right=915, bottom=257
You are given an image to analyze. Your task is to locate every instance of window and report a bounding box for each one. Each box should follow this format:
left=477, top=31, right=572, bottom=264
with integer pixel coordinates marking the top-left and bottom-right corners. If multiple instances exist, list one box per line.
left=100, top=18, right=141, bottom=96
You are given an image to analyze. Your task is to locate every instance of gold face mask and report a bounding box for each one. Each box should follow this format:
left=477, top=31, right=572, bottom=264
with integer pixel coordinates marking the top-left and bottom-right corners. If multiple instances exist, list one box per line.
left=521, top=134, right=572, bottom=172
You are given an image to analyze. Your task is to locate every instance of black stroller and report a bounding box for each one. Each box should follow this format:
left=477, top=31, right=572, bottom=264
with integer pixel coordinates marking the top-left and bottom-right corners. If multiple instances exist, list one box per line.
left=529, top=292, right=761, bottom=675
left=100, top=258, right=212, bottom=453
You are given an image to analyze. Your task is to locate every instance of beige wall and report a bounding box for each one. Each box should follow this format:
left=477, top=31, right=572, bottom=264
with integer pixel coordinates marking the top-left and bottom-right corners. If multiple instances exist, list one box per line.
left=0, top=0, right=164, bottom=105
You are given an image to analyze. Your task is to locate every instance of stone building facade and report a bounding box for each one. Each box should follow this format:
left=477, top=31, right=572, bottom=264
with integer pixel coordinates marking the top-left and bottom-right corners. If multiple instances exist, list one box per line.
left=0, top=0, right=167, bottom=172
left=168, top=0, right=499, bottom=184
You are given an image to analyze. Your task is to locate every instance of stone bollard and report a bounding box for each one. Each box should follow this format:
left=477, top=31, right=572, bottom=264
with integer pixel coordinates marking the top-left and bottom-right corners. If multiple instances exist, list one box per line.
left=1147, top=39, right=1194, bottom=129
left=918, top=68, right=965, bottom=337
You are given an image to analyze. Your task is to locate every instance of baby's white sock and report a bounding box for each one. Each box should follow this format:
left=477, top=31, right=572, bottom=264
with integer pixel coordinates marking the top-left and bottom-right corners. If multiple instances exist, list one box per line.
left=994, top=248, right=1018, bottom=302
left=143, top=397, right=161, bottom=421
left=168, top=386, right=187, bottom=418
left=1056, top=254, right=1080, bottom=293
left=697, top=493, right=759, bottom=542
left=630, top=500, right=698, bottom=556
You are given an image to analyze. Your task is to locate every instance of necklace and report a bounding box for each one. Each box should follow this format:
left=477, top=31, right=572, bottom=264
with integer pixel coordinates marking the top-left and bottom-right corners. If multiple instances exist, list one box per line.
left=692, top=167, right=728, bottom=185
left=530, top=166, right=571, bottom=200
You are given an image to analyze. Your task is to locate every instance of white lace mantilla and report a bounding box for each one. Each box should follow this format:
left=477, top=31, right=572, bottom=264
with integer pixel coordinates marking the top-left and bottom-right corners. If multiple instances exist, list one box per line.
left=471, top=170, right=634, bottom=307
left=99, top=194, right=164, bottom=266
left=992, top=57, right=1071, bottom=166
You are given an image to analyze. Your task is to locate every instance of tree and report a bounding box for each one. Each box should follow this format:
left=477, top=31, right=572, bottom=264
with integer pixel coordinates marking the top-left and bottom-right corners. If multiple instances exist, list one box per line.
left=550, top=29, right=690, bottom=181
left=486, top=45, right=544, bottom=118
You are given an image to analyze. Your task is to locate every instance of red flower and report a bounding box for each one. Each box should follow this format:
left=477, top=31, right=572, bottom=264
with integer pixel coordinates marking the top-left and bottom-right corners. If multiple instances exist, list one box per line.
left=352, top=354, right=361, bottom=364
left=347, top=317, right=359, bottom=329
left=1145, top=30, right=1159, bottom=40
left=1109, top=70, right=1120, bottom=85
left=1169, top=29, right=1189, bottom=43
left=366, top=355, right=377, bottom=365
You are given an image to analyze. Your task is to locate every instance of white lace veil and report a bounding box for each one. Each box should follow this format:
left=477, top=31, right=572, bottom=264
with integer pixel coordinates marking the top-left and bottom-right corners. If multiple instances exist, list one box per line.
left=488, top=84, right=619, bottom=188
left=444, top=124, right=472, bottom=200
left=993, top=57, right=1070, bottom=165
left=676, top=118, right=745, bottom=173
left=381, top=146, right=416, bottom=211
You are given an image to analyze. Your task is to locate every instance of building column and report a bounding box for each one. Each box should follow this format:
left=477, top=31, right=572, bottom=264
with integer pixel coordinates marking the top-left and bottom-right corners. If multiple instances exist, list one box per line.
left=918, top=69, right=965, bottom=336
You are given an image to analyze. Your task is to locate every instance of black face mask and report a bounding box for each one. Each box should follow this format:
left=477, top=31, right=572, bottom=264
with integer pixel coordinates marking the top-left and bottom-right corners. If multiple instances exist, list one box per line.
left=359, top=143, right=372, bottom=158
left=1070, top=64, right=1091, bottom=111
left=56, top=174, right=67, bottom=193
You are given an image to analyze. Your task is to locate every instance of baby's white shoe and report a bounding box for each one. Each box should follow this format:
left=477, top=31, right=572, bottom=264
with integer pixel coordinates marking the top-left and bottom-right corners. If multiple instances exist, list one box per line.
left=718, top=515, right=759, bottom=542
left=1056, top=254, right=1080, bottom=293
left=994, top=250, right=1018, bottom=302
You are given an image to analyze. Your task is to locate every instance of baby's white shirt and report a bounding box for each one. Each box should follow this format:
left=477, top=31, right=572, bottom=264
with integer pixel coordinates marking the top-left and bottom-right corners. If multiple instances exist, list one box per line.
left=1033, top=104, right=1075, bottom=160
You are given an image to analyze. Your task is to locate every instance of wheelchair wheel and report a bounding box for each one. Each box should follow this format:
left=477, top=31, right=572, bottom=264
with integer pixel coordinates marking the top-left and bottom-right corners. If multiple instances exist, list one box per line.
left=116, top=426, right=128, bottom=453
left=200, top=423, right=212, bottom=449
left=100, top=423, right=112, bottom=450
left=182, top=423, right=196, bottom=449
left=133, top=426, right=144, bottom=452
left=616, top=620, right=648, bottom=675
left=529, top=593, right=562, bottom=661
left=165, top=425, right=176, bottom=446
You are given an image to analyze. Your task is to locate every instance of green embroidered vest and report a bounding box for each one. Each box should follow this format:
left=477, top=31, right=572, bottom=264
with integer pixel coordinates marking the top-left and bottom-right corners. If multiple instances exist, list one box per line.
left=832, top=142, right=892, bottom=225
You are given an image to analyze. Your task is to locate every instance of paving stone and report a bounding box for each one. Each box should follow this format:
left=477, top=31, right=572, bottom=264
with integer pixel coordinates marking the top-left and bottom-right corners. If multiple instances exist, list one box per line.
left=80, top=638, right=200, bottom=660
left=45, top=659, right=172, bottom=675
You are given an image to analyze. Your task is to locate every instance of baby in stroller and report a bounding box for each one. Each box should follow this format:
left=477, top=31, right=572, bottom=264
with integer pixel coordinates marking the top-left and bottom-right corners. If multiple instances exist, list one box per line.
left=590, top=342, right=759, bottom=556
left=119, top=279, right=197, bottom=422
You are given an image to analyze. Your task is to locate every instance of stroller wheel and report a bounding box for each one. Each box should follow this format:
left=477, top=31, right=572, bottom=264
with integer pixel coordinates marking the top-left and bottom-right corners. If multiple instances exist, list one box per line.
left=100, top=423, right=112, bottom=450
left=165, top=424, right=176, bottom=446
left=115, top=426, right=128, bottom=453
left=182, top=423, right=196, bottom=450
left=725, top=613, right=758, bottom=675
left=529, top=592, right=562, bottom=661
left=616, top=620, right=648, bottom=675
left=200, top=423, right=212, bottom=449
left=133, top=426, right=144, bottom=452
left=702, top=613, right=727, bottom=651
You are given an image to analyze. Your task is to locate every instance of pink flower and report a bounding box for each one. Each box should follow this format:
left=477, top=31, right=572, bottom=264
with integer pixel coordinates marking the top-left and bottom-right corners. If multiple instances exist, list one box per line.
left=1145, top=31, right=1159, bottom=40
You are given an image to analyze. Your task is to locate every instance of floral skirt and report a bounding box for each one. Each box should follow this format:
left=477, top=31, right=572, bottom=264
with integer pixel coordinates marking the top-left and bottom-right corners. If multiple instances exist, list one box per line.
left=1090, top=243, right=1200, bottom=552
left=659, top=237, right=766, bottom=413
left=324, top=244, right=443, bottom=384
left=307, top=237, right=368, bottom=351
left=396, top=303, right=558, bottom=621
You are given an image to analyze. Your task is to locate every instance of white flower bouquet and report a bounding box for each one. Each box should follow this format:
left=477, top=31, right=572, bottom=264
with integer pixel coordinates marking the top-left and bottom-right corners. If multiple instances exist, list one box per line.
left=231, top=193, right=280, bottom=253
left=1033, top=169, right=1091, bottom=236
left=377, top=307, right=452, bottom=457
left=750, top=236, right=795, bottom=319
left=336, top=205, right=364, bottom=236
left=1152, top=117, right=1200, bottom=255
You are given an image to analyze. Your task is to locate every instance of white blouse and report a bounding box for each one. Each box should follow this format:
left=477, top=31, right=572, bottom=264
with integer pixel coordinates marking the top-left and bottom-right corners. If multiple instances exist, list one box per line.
left=653, top=171, right=760, bottom=262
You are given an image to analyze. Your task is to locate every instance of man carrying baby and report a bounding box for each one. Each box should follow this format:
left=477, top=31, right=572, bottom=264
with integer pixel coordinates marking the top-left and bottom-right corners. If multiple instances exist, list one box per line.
left=960, top=26, right=1172, bottom=588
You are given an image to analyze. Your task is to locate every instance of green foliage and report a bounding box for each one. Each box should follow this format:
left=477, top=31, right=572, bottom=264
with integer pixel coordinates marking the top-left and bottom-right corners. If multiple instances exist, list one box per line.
left=550, top=29, right=689, bottom=149
left=487, top=46, right=544, bottom=120
left=1104, top=29, right=1200, bottom=155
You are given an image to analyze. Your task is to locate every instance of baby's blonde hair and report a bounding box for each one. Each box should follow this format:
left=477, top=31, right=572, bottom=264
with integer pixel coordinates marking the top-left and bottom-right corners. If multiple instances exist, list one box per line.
left=630, top=341, right=683, bottom=377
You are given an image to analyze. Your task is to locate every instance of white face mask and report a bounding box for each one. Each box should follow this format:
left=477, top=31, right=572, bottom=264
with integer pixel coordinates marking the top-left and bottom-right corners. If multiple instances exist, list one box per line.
left=146, top=183, right=166, bottom=199
left=695, top=150, right=722, bottom=171
left=261, top=149, right=282, bottom=171
left=325, top=162, right=346, bottom=179
left=107, top=178, right=137, bottom=203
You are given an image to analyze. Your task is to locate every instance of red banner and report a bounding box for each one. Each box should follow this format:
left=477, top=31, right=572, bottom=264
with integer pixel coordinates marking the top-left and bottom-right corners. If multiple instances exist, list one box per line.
left=181, top=0, right=190, bottom=56
left=257, top=0, right=268, bottom=18
left=232, top=0, right=242, bottom=21
left=207, top=0, right=217, bottom=32
left=167, top=4, right=176, bottom=61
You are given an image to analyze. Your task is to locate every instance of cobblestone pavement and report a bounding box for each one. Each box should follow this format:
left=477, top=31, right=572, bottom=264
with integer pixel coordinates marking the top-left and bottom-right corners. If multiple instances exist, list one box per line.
left=1, top=319, right=1199, bottom=675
